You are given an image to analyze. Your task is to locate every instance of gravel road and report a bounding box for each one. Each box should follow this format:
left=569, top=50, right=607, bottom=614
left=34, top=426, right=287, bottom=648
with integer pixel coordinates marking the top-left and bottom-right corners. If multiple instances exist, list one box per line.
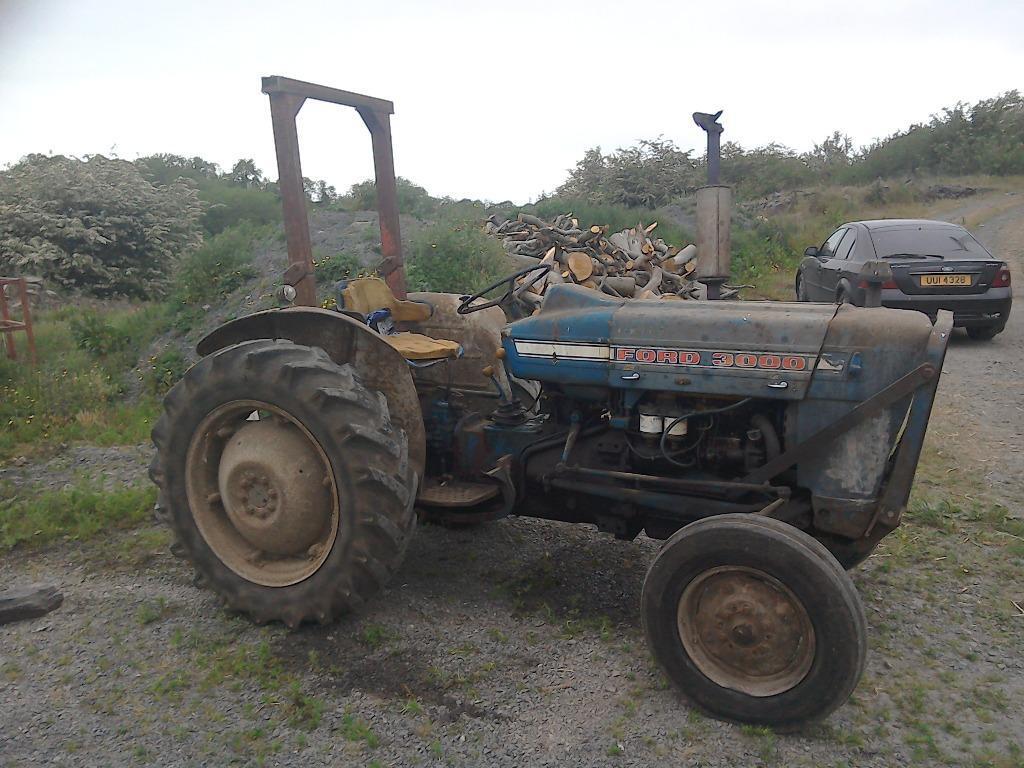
left=2, top=195, right=1022, bottom=767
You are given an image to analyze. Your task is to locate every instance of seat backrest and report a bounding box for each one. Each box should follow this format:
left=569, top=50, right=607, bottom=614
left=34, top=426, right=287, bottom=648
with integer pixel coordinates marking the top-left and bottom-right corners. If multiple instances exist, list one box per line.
left=340, top=277, right=433, bottom=322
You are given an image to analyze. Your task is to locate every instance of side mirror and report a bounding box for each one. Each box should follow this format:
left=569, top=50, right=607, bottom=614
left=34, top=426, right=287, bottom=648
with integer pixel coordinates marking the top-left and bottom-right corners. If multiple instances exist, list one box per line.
left=804, top=246, right=819, bottom=258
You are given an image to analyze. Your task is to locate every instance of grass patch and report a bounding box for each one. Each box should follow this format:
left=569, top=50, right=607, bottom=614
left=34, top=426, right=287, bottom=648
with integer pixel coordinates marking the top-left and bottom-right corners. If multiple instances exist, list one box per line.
left=406, top=216, right=512, bottom=294
left=0, top=483, right=156, bottom=550
left=0, top=305, right=167, bottom=460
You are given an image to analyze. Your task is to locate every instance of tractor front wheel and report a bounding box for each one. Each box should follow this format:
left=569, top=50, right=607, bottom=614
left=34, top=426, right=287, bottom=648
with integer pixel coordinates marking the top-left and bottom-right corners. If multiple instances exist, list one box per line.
left=642, top=514, right=866, bottom=728
left=150, top=339, right=416, bottom=627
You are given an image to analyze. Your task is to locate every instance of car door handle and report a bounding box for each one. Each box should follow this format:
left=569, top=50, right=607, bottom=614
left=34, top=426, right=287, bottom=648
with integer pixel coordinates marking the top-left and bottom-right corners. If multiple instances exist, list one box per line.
left=621, top=373, right=640, bottom=381
left=767, top=381, right=789, bottom=389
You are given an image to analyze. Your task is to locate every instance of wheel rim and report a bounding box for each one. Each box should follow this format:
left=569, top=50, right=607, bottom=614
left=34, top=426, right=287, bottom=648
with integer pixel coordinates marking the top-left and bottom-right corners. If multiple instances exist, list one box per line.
left=185, top=400, right=340, bottom=587
left=677, top=565, right=815, bottom=697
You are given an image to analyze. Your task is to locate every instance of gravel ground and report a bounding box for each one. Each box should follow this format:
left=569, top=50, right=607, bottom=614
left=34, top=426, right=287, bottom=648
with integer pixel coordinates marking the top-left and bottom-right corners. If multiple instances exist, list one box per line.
left=2, top=196, right=1022, bottom=767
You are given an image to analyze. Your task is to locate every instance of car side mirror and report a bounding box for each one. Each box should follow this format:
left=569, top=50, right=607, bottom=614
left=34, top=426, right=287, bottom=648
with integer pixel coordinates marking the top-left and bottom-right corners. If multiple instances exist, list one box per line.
left=804, top=246, right=819, bottom=258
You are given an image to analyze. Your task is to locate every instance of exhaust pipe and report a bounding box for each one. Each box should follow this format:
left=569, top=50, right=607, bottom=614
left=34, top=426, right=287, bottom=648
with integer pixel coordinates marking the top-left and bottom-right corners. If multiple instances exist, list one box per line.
left=693, top=111, right=731, bottom=300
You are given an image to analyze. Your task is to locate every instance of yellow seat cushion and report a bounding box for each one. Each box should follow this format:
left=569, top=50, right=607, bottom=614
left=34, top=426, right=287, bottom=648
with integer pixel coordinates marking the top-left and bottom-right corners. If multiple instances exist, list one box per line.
left=341, top=277, right=432, bottom=322
left=384, top=332, right=462, bottom=360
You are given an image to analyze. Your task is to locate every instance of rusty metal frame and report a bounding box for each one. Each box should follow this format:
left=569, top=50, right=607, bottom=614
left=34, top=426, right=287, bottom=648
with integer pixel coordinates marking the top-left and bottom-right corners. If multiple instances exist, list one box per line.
left=0, top=277, right=37, bottom=364
left=261, top=75, right=406, bottom=303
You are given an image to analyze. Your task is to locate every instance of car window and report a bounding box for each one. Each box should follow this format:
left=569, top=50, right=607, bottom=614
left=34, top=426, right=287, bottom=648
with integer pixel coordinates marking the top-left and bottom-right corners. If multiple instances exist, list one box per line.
left=819, top=228, right=848, bottom=257
left=834, top=233, right=856, bottom=260
left=869, top=226, right=992, bottom=259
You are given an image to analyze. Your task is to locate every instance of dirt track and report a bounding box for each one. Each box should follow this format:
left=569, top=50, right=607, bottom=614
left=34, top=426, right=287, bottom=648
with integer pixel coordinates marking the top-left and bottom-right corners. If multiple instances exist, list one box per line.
left=2, top=195, right=1023, bottom=767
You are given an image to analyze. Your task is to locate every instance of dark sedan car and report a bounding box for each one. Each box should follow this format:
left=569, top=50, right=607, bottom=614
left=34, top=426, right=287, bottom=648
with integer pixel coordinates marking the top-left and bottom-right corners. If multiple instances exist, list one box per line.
left=796, top=219, right=1012, bottom=340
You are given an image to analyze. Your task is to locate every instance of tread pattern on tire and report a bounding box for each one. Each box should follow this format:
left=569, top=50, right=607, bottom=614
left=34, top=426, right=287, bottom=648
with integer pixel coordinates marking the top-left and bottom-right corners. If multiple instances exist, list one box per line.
left=150, top=339, right=416, bottom=627
left=642, top=514, right=867, bottom=729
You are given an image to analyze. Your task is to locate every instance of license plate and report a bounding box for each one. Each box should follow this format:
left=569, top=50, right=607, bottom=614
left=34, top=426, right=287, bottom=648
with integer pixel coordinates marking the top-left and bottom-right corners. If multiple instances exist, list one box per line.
left=919, top=274, right=972, bottom=287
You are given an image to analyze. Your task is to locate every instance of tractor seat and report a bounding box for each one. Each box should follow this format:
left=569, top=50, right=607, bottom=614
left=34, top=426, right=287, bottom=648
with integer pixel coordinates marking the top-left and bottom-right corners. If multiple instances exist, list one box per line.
left=339, top=277, right=462, bottom=361
left=384, top=332, right=461, bottom=360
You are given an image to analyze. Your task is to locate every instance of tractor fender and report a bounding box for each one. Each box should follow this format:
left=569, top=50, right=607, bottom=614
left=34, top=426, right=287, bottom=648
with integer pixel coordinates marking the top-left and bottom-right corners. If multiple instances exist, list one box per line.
left=197, top=307, right=426, bottom=476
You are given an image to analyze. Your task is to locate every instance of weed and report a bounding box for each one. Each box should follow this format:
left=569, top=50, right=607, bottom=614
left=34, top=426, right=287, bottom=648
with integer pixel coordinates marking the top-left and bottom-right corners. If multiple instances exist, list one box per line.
left=401, top=698, right=423, bottom=716
left=487, top=627, right=509, bottom=644
left=313, top=251, right=364, bottom=285
left=360, top=623, right=394, bottom=649
left=284, top=680, right=325, bottom=730
left=339, top=712, right=379, bottom=748
left=143, top=348, right=189, bottom=395
left=136, top=597, right=169, bottom=626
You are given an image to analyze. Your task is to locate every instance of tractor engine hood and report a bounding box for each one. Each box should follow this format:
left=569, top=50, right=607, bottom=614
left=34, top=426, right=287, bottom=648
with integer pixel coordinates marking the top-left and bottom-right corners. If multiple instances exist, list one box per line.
left=502, top=284, right=933, bottom=402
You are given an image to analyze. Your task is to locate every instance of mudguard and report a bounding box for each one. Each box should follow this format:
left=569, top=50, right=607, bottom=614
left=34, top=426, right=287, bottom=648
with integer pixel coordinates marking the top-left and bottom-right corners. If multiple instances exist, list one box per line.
left=197, top=307, right=426, bottom=476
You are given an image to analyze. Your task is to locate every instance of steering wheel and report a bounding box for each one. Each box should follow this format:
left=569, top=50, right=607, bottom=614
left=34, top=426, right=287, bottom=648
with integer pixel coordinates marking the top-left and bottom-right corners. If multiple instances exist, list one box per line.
left=457, top=263, right=552, bottom=314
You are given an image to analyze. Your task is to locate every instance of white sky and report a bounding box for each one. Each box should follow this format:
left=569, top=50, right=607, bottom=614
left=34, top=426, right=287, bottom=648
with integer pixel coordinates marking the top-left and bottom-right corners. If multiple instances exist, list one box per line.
left=1, top=0, right=1021, bottom=203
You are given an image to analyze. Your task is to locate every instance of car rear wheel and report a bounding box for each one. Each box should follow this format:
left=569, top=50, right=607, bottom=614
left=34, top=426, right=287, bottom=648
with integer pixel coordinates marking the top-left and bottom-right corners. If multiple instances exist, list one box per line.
left=966, top=325, right=1001, bottom=341
left=795, top=274, right=809, bottom=302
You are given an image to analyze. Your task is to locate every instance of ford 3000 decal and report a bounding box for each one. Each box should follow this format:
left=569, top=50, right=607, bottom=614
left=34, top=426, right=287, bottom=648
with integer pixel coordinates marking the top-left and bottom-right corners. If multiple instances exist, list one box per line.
left=512, top=341, right=816, bottom=372
left=614, top=347, right=812, bottom=371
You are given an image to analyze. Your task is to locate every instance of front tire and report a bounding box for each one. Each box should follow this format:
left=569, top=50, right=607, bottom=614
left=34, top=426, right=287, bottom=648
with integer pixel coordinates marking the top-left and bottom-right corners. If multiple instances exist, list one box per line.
left=642, top=515, right=866, bottom=728
left=150, top=339, right=416, bottom=627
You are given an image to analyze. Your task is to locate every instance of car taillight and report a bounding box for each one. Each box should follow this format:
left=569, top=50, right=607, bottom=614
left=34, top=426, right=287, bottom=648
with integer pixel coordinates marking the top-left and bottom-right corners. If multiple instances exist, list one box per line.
left=859, top=279, right=898, bottom=289
left=992, top=266, right=1011, bottom=288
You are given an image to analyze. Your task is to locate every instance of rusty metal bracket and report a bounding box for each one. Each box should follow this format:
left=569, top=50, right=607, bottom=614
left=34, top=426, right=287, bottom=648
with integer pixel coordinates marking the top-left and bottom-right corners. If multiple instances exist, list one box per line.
left=742, top=361, right=938, bottom=484
left=868, top=310, right=954, bottom=531
left=261, top=75, right=407, bottom=303
left=0, top=277, right=37, bottom=364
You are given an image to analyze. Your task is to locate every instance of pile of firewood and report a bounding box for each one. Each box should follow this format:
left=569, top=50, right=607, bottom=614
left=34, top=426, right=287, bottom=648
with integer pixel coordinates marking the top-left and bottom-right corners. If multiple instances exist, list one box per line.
left=484, top=212, right=741, bottom=301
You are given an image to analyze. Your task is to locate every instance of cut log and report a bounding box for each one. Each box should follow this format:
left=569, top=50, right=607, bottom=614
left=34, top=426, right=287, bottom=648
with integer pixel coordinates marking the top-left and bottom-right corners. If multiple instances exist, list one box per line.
left=568, top=252, right=594, bottom=282
left=0, top=584, right=63, bottom=625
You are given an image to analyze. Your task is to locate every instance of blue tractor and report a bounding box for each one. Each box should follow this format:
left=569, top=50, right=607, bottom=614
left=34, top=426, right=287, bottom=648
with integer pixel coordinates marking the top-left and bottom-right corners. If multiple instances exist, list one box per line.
left=152, top=268, right=950, bottom=728
left=149, top=78, right=951, bottom=728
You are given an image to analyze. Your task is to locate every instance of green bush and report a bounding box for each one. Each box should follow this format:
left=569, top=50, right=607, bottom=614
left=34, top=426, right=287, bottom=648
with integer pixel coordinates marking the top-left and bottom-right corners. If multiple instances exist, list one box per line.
left=172, top=222, right=267, bottom=305
left=197, top=180, right=281, bottom=236
left=731, top=219, right=799, bottom=286
left=406, top=219, right=511, bottom=294
left=0, top=154, right=203, bottom=298
left=70, top=312, right=133, bottom=358
left=343, top=177, right=439, bottom=218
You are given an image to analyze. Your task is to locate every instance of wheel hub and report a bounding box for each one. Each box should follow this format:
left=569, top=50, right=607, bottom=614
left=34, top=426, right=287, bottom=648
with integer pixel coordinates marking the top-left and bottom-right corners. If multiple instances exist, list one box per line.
left=218, top=419, right=333, bottom=556
left=185, top=400, right=341, bottom=588
left=678, top=566, right=815, bottom=697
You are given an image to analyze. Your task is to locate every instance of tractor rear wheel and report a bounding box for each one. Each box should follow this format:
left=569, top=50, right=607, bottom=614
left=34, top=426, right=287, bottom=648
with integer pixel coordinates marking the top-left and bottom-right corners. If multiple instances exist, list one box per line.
left=642, top=514, right=866, bottom=728
left=150, top=339, right=416, bottom=627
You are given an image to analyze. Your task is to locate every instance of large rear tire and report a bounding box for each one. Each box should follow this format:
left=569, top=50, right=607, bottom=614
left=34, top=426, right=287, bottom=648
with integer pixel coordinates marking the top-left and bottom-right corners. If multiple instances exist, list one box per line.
left=642, top=514, right=866, bottom=729
left=150, top=339, right=416, bottom=627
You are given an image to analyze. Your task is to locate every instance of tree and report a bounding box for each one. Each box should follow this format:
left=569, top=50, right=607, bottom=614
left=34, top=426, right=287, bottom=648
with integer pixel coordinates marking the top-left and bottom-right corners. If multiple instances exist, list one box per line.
left=303, top=177, right=337, bottom=204
left=228, top=159, right=266, bottom=189
left=0, top=154, right=203, bottom=297
left=136, top=154, right=219, bottom=185
left=558, top=138, right=698, bottom=208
